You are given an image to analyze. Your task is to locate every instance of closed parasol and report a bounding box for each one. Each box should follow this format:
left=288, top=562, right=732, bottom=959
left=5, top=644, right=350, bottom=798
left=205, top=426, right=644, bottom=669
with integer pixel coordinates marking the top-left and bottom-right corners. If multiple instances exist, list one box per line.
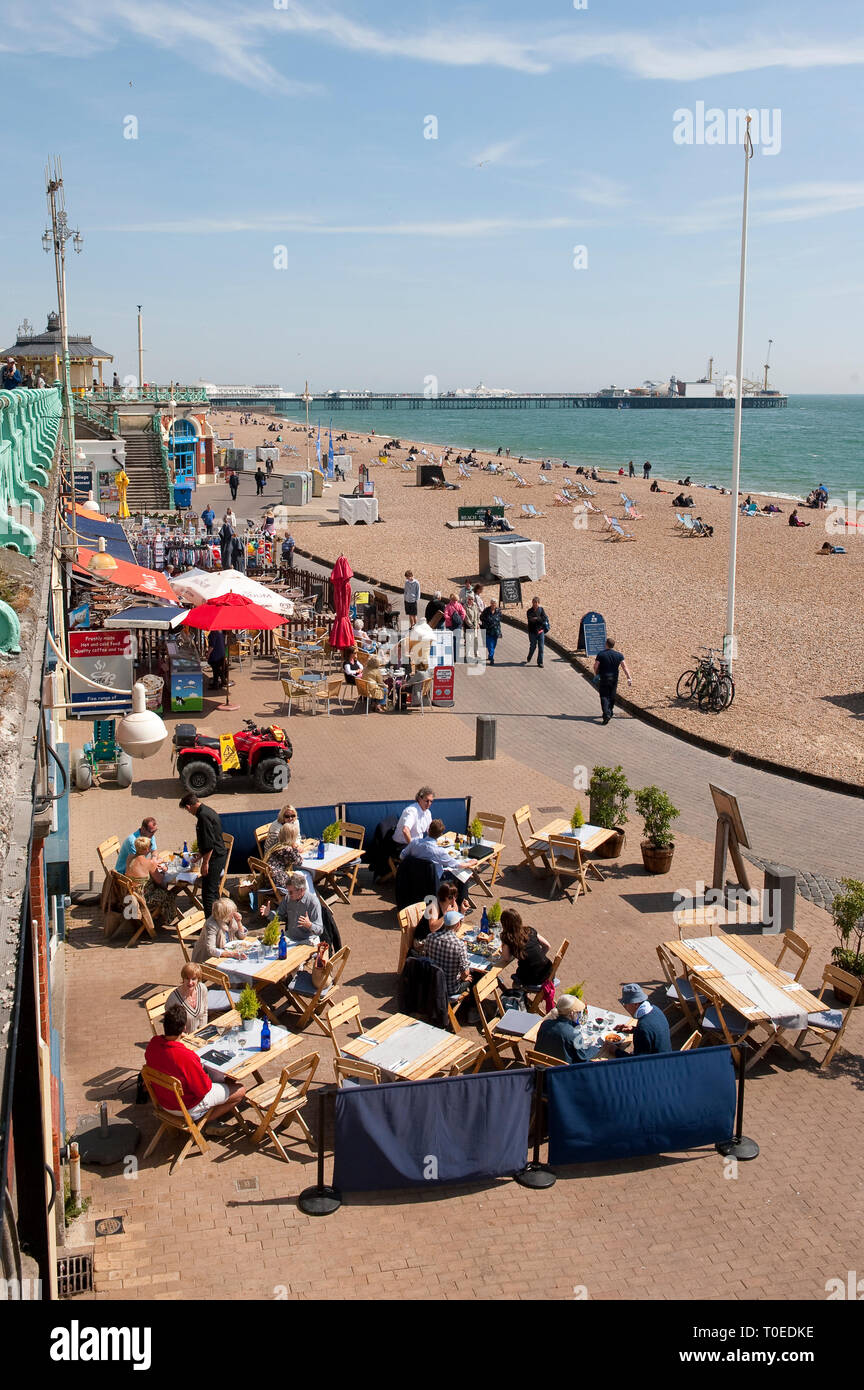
left=329, top=554, right=355, bottom=650
left=181, top=591, right=287, bottom=712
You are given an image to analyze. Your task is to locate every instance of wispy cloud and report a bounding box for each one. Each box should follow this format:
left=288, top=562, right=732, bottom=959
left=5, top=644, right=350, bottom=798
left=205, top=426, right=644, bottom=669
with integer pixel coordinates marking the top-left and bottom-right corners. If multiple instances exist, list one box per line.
left=96, top=213, right=577, bottom=237
left=653, top=182, right=864, bottom=235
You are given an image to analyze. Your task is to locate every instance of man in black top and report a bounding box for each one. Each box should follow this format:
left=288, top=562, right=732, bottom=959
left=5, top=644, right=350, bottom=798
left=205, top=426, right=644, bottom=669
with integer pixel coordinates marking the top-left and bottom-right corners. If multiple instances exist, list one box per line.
left=525, top=596, right=550, bottom=668
left=254, top=466, right=266, bottom=495
left=424, top=591, right=447, bottom=626
left=179, top=793, right=227, bottom=917
left=593, top=636, right=633, bottom=724
left=643, top=461, right=652, bottom=480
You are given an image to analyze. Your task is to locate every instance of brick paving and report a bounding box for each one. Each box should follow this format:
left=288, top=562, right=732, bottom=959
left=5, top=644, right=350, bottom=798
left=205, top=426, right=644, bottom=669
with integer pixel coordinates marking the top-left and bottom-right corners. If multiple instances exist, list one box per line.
left=61, top=656, right=864, bottom=1302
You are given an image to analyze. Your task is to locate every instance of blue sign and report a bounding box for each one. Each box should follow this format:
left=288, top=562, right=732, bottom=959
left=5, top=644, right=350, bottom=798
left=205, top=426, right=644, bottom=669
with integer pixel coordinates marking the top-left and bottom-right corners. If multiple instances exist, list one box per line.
left=69, top=601, right=90, bottom=632
left=73, top=469, right=92, bottom=498
left=578, top=611, right=607, bottom=656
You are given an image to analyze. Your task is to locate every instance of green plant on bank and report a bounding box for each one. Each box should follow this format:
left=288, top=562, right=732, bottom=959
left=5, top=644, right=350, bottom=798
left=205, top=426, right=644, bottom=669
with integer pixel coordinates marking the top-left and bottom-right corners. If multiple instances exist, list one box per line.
left=589, top=764, right=631, bottom=830
left=261, top=918, right=281, bottom=948
left=570, top=805, right=585, bottom=830
left=322, top=821, right=341, bottom=844
left=633, top=786, right=680, bottom=848
left=830, top=878, right=864, bottom=980
left=487, top=900, right=503, bottom=926
left=468, top=818, right=484, bottom=841
left=235, top=984, right=260, bottom=1022
left=63, top=1175, right=91, bottom=1225
left=564, top=982, right=586, bottom=999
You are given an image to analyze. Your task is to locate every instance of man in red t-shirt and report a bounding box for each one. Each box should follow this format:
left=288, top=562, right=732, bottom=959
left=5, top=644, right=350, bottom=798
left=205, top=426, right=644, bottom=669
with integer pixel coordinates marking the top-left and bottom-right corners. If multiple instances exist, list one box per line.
left=144, top=1005, right=246, bottom=1134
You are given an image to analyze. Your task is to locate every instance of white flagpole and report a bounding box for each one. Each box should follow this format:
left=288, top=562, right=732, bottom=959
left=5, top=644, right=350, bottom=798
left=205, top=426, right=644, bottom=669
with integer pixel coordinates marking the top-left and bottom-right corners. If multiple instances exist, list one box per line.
left=724, top=114, right=754, bottom=673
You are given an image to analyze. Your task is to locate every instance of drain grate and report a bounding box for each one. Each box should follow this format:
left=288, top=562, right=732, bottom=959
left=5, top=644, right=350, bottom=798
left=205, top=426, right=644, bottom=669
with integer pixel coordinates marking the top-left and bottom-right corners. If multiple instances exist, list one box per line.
left=57, top=1253, right=93, bottom=1298
left=235, top=1177, right=259, bottom=1193
left=95, top=1216, right=125, bottom=1237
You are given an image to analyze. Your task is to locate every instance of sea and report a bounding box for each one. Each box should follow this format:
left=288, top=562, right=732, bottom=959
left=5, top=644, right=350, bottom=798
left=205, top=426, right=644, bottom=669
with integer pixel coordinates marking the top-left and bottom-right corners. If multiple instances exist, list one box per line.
left=274, top=395, right=862, bottom=501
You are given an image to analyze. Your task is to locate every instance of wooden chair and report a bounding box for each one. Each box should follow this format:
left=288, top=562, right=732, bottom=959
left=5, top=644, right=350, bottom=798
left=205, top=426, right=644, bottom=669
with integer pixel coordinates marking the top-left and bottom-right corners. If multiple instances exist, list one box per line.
left=175, top=909, right=206, bottom=962
left=679, top=1031, right=701, bottom=1051
left=199, top=963, right=244, bottom=1016
left=448, top=1043, right=485, bottom=1075
left=472, top=969, right=523, bottom=1070
left=656, top=942, right=706, bottom=1036
left=334, top=821, right=365, bottom=897
left=523, top=938, right=570, bottom=1014
left=794, top=965, right=862, bottom=1069
left=334, top=1056, right=381, bottom=1087
left=242, top=1053, right=319, bottom=1161
left=318, top=994, right=364, bottom=1058
left=512, top=806, right=551, bottom=878
left=254, top=822, right=273, bottom=858
left=546, top=835, right=589, bottom=902
left=144, top=988, right=174, bottom=1035
left=97, top=835, right=120, bottom=912
left=525, top=1048, right=564, bottom=1068
left=695, top=977, right=761, bottom=1062
left=280, top=945, right=352, bottom=1032
left=469, top=810, right=505, bottom=890
left=282, top=671, right=312, bottom=716
left=311, top=674, right=344, bottom=716
left=215, top=834, right=234, bottom=902
left=140, top=1067, right=220, bottom=1173
left=111, top=872, right=159, bottom=947
left=774, top=931, right=811, bottom=983
left=396, top=901, right=428, bottom=976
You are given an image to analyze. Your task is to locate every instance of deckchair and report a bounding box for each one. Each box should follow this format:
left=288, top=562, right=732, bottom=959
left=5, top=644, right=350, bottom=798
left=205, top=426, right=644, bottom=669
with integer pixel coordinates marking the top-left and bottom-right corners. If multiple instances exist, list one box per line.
left=624, top=502, right=644, bottom=521
left=609, top=518, right=636, bottom=542
left=554, top=493, right=570, bottom=506
left=492, top=496, right=512, bottom=510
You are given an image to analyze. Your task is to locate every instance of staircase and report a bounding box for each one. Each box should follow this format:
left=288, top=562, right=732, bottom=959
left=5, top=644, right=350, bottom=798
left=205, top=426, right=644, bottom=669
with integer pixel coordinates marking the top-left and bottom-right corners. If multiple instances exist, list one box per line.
left=122, top=428, right=170, bottom=511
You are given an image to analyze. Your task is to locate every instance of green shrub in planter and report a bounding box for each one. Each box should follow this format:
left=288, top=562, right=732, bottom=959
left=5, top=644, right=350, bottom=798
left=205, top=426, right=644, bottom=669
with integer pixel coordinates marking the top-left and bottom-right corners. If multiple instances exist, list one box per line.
left=261, top=919, right=281, bottom=948
left=487, top=900, right=502, bottom=926
left=236, top=985, right=260, bottom=1022
left=322, top=821, right=342, bottom=844
left=570, top=805, right=585, bottom=830
left=588, top=765, right=631, bottom=830
left=830, top=878, right=864, bottom=980
left=633, top=786, right=680, bottom=848
left=468, top=818, right=484, bottom=842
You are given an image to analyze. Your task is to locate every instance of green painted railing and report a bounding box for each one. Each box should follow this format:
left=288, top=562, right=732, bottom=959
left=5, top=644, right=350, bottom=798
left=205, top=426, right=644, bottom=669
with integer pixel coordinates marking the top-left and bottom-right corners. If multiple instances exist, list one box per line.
left=151, top=413, right=172, bottom=494
left=89, top=385, right=208, bottom=404
left=73, top=397, right=120, bottom=434
left=0, top=387, right=63, bottom=555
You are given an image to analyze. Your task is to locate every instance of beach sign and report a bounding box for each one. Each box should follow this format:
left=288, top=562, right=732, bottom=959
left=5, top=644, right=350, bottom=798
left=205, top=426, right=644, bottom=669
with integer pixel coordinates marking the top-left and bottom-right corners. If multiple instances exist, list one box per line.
left=498, top=577, right=522, bottom=607
left=432, top=665, right=455, bottom=707
left=578, top=611, right=607, bottom=656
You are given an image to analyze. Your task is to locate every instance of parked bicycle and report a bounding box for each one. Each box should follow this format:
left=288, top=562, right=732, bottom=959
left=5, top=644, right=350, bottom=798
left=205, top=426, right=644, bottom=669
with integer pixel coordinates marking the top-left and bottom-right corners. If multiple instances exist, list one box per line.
left=676, top=647, right=735, bottom=711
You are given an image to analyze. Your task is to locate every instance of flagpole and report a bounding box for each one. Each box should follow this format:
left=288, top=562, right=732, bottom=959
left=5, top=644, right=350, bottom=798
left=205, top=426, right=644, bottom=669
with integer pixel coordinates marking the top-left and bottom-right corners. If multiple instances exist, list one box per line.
left=724, top=113, right=753, bottom=674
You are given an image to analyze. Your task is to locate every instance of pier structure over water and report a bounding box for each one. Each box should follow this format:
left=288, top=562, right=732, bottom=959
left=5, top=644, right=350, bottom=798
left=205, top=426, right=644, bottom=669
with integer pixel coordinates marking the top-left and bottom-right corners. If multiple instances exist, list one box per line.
left=208, top=391, right=787, bottom=412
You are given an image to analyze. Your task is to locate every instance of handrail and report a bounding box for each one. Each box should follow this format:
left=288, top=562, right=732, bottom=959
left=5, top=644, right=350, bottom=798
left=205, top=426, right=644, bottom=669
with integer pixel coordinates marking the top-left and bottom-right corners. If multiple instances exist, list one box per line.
left=87, top=386, right=209, bottom=404
left=0, top=386, right=62, bottom=555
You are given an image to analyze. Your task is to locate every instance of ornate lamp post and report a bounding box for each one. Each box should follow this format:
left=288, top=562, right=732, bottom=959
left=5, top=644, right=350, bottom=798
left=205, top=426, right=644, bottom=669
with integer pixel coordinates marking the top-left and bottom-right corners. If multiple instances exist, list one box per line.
left=43, top=157, right=83, bottom=551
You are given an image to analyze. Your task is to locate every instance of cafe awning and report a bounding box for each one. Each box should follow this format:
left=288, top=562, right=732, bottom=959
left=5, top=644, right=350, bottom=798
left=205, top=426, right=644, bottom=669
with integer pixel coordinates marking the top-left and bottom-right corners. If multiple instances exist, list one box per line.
left=73, top=550, right=179, bottom=604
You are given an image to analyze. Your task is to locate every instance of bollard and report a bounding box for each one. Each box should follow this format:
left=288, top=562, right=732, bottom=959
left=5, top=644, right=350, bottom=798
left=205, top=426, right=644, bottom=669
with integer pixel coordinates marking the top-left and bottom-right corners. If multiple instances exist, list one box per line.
left=69, top=1142, right=81, bottom=1208
left=475, top=714, right=497, bottom=760
left=761, top=863, right=796, bottom=935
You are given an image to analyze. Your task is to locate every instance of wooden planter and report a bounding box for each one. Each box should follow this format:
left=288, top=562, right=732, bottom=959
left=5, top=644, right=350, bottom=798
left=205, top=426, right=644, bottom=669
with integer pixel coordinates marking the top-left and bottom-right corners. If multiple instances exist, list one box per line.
left=595, top=829, right=626, bottom=859
left=640, top=841, right=675, bottom=875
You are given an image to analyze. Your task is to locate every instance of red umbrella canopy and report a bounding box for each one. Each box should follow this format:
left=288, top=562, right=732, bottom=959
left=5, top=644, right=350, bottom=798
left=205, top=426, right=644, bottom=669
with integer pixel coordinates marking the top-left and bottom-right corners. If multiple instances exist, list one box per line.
left=329, top=554, right=355, bottom=650
left=181, top=591, right=288, bottom=632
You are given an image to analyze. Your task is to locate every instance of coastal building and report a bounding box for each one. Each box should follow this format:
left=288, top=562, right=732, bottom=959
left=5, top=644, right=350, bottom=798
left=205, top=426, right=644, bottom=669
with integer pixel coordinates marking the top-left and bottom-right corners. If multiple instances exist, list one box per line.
left=0, top=313, right=113, bottom=394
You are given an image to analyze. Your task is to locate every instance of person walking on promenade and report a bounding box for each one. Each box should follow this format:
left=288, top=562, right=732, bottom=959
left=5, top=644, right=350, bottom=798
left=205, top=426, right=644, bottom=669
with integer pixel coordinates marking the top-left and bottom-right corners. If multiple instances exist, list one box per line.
left=201, top=504, right=215, bottom=536
left=254, top=466, right=266, bottom=496
left=282, top=533, right=295, bottom=569
left=179, top=793, right=227, bottom=918
left=219, top=515, right=235, bottom=571
left=228, top=469, right=239, bottom=502
left=643, top=461, right=652, bottom=480
left=593, top=636, right=633, bottom=724
left=628, top=460, right=635, bottom=478
left=403, top=570, right=420, bottom=628
left=480, top=598, right=502, bottom=664
left=525, top=596, right=550, bottom=668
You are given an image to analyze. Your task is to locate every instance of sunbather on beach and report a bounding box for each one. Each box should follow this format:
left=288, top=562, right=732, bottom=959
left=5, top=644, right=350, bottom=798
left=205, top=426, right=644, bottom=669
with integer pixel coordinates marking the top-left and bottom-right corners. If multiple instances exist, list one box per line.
left=789, top=509, right=810, bottom=527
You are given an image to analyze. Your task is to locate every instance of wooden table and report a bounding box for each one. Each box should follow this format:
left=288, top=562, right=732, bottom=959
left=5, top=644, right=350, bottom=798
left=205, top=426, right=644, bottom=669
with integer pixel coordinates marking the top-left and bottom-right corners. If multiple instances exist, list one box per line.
left=438, top=834, right=505, bottom=898
left=663, top=930, right=823, bottom=1066
left=532, top=820, right=618, bottom=882
left=161, top=852, right=203, bottom=911
left=182, top=1012, right=305, bottom=1085
left=299, top=839, right=363, bottom=904
left=207, top=944, right=310, bottom=991
left=342, top=1013, right=477, bottom=1080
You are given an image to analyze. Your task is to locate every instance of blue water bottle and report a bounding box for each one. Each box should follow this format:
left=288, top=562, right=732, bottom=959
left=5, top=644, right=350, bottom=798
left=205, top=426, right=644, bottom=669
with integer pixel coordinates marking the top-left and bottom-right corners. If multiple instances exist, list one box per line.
left=481, top=907, right=489, bottom=932
left=181, top=840, right=189, bottom=868
left=317, top=840, right=325, bottom=860
left=278, top=929, right=288, bottom=960
left=260, top=1016, right=271, bottom=1051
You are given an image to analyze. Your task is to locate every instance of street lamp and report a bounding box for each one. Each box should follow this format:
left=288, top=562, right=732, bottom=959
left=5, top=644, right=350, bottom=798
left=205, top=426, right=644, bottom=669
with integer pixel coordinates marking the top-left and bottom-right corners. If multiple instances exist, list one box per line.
left=44, top=156, right=83, bottom=552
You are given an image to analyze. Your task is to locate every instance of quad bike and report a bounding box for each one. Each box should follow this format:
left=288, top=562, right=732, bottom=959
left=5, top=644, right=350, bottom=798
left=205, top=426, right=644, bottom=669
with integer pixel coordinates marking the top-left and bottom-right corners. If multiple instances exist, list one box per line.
left=71, top=720, right=133, bottom=790
left=173, top=718, right=292, bottom=797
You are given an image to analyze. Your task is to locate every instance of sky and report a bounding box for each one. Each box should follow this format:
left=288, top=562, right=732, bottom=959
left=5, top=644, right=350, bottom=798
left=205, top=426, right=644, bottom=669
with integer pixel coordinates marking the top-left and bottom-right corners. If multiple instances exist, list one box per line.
left=1, top=0, right=862, bottom=393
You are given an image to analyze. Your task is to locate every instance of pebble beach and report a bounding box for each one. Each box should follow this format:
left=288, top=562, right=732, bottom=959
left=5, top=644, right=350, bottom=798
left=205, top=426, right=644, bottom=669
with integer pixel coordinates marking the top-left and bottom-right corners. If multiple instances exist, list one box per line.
left=210, top=410, right=864, bottom=787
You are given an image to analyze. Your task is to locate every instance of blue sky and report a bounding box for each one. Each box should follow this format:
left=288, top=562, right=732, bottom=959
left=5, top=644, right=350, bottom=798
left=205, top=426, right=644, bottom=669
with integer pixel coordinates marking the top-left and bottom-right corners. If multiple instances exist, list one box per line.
left=1, top=0, right=862, bottom=392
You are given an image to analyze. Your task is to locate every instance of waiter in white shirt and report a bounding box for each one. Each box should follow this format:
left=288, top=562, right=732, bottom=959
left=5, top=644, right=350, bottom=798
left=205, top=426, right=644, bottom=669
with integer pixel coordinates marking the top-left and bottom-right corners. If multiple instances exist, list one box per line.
left=391, top=786, right=435, bottom=855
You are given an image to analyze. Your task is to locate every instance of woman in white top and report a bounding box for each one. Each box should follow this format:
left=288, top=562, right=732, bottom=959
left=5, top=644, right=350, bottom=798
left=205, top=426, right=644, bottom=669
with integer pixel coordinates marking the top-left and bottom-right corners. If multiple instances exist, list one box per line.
left=343, top=647, right=364, bottom=685
left=166, top=962, right=209, bottom=1032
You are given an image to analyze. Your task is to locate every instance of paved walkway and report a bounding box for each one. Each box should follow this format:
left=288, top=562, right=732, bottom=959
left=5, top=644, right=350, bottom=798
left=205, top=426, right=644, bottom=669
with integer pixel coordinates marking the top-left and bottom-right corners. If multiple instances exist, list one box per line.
left=205, top=466, right=863, bottom=887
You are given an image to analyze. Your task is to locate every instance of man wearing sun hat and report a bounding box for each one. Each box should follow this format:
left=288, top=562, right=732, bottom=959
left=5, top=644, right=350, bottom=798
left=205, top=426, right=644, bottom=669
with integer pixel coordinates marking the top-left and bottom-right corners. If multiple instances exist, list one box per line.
left=536, top=993, right=594, bottom=1064
left=617, top=983, right=671, bottom=1055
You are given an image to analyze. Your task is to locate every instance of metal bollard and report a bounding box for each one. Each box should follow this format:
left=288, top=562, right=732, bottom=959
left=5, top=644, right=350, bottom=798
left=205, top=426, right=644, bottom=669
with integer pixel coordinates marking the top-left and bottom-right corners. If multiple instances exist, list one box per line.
left=475, top=714, right=497, bottom=760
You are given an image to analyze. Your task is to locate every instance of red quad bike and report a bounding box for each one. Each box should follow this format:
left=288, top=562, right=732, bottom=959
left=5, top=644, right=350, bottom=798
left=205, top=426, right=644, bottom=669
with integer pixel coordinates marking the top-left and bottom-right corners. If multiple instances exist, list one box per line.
left=173, top=718, right=292, bottom=797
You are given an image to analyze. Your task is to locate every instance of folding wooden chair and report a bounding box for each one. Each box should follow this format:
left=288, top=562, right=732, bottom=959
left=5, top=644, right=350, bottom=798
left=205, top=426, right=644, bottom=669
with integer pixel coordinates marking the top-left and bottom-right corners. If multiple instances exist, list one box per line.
left=472, top=970, right=523, bottom=1070
left=448, top=1042, right=485, bottom=1075
left=470, top=810, right=505, bottom=889
left=512, top=805, right=551, bottom=878
left=254, top=823, right=272, bottom=858
left=396, top=901, right=428, bottom=975
left=794, top=965, right=862, bottom=1069
left=144, top=988, right=174, bottom=1035
left=111, top=872, right=159, bottom=947
left=334, top=1056, right=382, bottom=1087
left=523, top=938, right=570, bottom=1014
left=242, top=1053, right=319, bottom=1161
left=280, top=945, right=351, bottom=1032
left=317, top=994, right=364, bottom=1058
left=774, top=931, right=811, bottom=983
left=199, top=964, right=245, bottom=1017
left=679, top=1031, right=701, bottom=1051
left=525, top=1048, right=564, bottom=1069
left=141, top=1067, right=216, bottom=1173
left=97, top=835, right=121, bottom=912
left=656, top=942, right=706, bottom=1036
left=695, top=977, right=762, bottom=1066
left=175, top=909, right=206, bottom=962
left=546, top=835, right=589, bottom=902
left=217, top=835, right=234, bottom=899
left=334, top=822, right=365, bottom=897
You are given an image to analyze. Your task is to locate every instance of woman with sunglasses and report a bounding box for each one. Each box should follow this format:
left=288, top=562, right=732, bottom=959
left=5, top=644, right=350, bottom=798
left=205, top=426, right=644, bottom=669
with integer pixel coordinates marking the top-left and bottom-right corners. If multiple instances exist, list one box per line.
left=263, top=804, right=302, bottom=855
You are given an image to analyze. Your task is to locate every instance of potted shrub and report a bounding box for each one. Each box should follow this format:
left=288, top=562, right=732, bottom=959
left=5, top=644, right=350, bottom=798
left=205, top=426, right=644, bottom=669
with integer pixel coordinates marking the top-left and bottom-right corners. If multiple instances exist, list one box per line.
left=236, top=984, right=260, bottom=1033
left=830, top=878, right=864, bottom=1005
left=487, top=900, right=502, bottom=928
left=563, top=982, right=585, bottom=1000
left=261, top=918, right=281, bottom=949
left=588, top=764, right=631, bottom=858
left=322, top=820, right=342, bottom=844
left=633, top=785, right=680, bottom=874
left=468, top=817, right=484, bottom=846
left=570, top=805, right=585, bottom=831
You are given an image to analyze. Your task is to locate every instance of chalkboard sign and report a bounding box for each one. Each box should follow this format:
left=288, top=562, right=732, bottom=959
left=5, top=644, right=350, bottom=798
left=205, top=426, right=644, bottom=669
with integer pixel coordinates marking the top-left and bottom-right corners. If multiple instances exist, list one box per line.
left=498, top=577, right=523, bottom=607
left=458, top=506, right=505, bottom=523
left=578, top=611, right=607, bottom=655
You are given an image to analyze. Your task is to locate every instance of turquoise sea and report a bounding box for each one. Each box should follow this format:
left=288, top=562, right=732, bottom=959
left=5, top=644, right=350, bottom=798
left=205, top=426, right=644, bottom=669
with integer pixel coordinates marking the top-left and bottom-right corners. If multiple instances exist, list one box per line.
left=275, top=395, right=862, bottom=500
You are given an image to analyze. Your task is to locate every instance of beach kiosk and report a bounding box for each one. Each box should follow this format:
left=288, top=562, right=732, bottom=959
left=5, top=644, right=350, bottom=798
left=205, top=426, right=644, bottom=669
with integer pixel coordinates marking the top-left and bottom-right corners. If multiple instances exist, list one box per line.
left=478, top=533, right=546, bottom=582
left=282, top=472, right=313, bottom=507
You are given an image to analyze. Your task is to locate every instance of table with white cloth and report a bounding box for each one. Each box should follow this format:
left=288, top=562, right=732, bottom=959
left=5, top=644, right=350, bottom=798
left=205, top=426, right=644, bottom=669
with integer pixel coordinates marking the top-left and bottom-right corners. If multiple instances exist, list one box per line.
left=183, top=1016, right=304, bottom=1084
left=341, top=1014, right=476, bottom=1080
left=664, top=931, right=825, bottom=1065
left=339, top=495, right=379, bottom=525
left=299, top=839, right=363, bottom=904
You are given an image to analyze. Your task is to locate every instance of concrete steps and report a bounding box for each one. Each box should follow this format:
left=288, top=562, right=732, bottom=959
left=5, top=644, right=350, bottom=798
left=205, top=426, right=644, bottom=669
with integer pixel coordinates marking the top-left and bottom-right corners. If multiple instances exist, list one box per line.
left=122, top=430, right=169, bottom=510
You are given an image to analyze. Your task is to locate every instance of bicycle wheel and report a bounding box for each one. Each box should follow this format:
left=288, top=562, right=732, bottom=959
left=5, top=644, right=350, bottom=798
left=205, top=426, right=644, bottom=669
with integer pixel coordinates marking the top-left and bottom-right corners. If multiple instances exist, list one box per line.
left=676, top=669, right=699, bottom=700
left=698, top=676, right=720, bottom=711
left=718, top=674, right=735, bottom=709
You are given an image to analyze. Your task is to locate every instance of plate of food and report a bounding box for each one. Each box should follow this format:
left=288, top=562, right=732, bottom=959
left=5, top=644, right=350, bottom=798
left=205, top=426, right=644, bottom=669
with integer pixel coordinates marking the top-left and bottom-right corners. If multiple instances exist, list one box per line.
left=604, top=1032, right=625, bottom=1045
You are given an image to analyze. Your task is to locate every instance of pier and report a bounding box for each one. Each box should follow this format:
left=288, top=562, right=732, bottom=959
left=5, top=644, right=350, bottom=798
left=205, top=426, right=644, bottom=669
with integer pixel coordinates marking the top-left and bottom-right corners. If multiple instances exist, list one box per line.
left=209, top=391, right=787, bottom=412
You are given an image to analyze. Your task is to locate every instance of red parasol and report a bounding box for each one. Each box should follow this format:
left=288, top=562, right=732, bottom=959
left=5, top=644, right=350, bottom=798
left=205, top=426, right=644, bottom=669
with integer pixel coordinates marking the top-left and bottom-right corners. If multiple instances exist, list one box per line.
left=329, top=554, right=355, bottom=650
left=182, top=592, right=287, bottom=711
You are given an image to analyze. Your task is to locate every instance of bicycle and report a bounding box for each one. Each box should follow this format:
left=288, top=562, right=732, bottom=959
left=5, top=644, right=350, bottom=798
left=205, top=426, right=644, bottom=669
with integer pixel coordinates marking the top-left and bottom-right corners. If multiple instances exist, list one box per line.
left=677, top=648, right=735, bottom=710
